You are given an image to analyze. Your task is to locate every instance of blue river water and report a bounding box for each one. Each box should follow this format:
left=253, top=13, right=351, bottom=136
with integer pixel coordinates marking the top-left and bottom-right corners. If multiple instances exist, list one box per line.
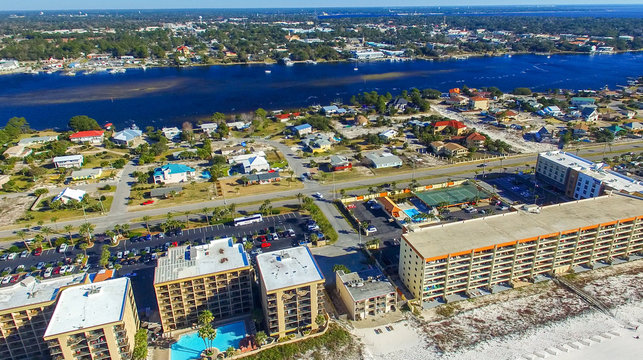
left=0, top=52, right=641, bottom=130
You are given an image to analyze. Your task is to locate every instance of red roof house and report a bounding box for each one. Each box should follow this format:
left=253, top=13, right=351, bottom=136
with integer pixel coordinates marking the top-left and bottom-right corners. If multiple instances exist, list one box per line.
left=69, top=130, right=105, bottom=144
left=433, top=120, right=467, bottom=135
left=465, top=132, right=486, bottom=148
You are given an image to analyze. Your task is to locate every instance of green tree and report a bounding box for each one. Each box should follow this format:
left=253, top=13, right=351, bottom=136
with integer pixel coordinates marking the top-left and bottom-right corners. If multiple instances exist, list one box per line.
left=99, top=245, right=110, bottom=268
left=142, top=215, right=151, bottom=234
left=197, top=310, right=216, bottom=354
left=332, top=264, right=351, bottom=273
left=40, top=226, right=54, bottom=248
left=63, top=224, right=74, bottom=244
left=79, top=222, right=95, bottom=243
left=254, top=331, right=267, bottom=346
left=79, top=242, right=88, bottom=258
left=16, top=230, right=30, bottom=251
left=133, top=328, right=148, bottom=360
left=68, top=115, right=100, bottom=131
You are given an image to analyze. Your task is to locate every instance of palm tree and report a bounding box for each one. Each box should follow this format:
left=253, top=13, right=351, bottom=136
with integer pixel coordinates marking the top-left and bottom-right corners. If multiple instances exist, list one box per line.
left=197, top=310, right=216, bottom=354
left=105, top=230, right=116, bottom=244
left=33, top=235, right=43, bottom=251
left=254, top=331, right=267, bottom=347
left=142, top=215, right=151, bottom=234
left=16, top=230, right=30, bottom=251
left=121, top=224, right=130, bottom=238
left=50, top=216, right=59, bottom=232
left=79, top=242, right=88, bottom=257
left=227, top=203, right=236, bottom=215
left=183, top=211, right=192, bottom=228
left=79, top=222, right=95, bottom=244
left=339, top=189, right=346, bottom=198
left=296, top=193, right=304, bottom=209
left=63, top=225, right=74, bottom=245
left=40, top=226, right=54, bottom=248
left=201, top=208, right=211, bottom=225
left=113, top=224, right=122, bottom=238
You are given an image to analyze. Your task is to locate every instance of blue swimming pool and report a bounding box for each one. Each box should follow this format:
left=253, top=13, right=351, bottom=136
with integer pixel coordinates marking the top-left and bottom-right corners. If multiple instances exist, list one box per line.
left=170, top=321, right=247, bottom=360
left=404, top=208, right=421, bottom=219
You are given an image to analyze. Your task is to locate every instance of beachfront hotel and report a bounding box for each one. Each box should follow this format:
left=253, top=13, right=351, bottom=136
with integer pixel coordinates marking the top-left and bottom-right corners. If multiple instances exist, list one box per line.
left=335, top=269, right=397, bottom=321
left=153, top=238, right=253, bottom=333
left=0, top=275, right=88, bottom=360
left=399, top=194, right=643, bottom=304
left=43, top=277, right=139, bottom=360
left=256, top=247, right=325, bottom=338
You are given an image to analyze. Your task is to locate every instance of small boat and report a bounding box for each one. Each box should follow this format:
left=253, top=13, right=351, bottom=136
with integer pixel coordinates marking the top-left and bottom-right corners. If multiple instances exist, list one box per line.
left=354, top=67, right=358, bottom=71
left=547, top=55, right=551, bottom=59
left=109, top=68, right=126, bottom=74
left=265, top=70, right=271, bottom=74
left=141, top=65, right=147, bottom=71
left=62, top=71, right=76, bottom=76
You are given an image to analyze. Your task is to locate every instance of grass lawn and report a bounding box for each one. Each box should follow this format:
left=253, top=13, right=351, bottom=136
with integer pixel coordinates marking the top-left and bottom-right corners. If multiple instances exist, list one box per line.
left=254, top=121, right=286, bottom=137
left=82, top=151, right=126, bottom=168
left=220, top=176, right=304, bottom=198
left=371, top=163, right=413, bottom=176
left=20, top=196, right=114, bottom=224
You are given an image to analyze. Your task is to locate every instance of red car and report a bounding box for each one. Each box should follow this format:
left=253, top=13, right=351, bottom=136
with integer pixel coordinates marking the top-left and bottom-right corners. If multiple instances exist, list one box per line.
left=33, top=247, right=43, bottom=256
left=261, top=242, right=271, bottom=248
left=53, top=267, right=61, bottom=275
left=141, top=200, right=154, bottom=205
left=347, top=204, right=356, bottom=209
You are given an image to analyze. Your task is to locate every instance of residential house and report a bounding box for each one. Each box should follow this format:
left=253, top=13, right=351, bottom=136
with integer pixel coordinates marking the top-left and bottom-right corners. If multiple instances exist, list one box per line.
left=53, top=155, right=83, bottom=168
left=176, top=45, right=191, bottom=56
left=69, top=130, right=104, bottom=144
left=153, top=163, right=196, bottom=184
left=465, top=132, right=486, bottom=149
left=150, top=186, right=183, bottom=198
left=539, top=106, right=563, bottom=117
left=571, top=123, right=589, bottom=137
left=621, top=110, right=636, bottom=119
left=571, top=97, right=596, bottom=107
left=329, top=155, right=352, bottom=171
left=3, top=145, right=32, bottom=159
left=53, top=188, right=86, bottom=204
left=623, top=122, right=642, bottom=133
left=275, top=112, right=301, bottom=122
left=604, top=125, right=625, bottom=136
left=228, top=151, right=266, bottom=165
left=198, top=123, right=218, bottom=135
left=433, top=120, right=467, bottom=135
left=445, top=95, right=468, bottom=106
left=161, top=127, right=182, bottom=141
left=302, top=134, right=332, bottom=154
left=112, top=128, right=143, bottom=146
left=246, top=171, right=281, bottom=185
left=18, top=135, right=58, bottom=146
left=443, top=143, right=468, bottom=157
left=227, top=121, right=251, bottom=131
left=241, top=156, right=270, bottom=174
left=430, top=141, right=446, bottom=154
left=292, top=123, right=313, bottom=136
left=379, top=129, right=397, bottom=141
left=469, top=96, right=490, bottom=111
left=390, top=98, right=409, bottom=112
left=580, top=106, right=599, bottom=122
left=71, top=168, right=102, bottom=180
left=219, top=145, right=247, bottom=156
left=365, top=152, right=403, bottom=169
left=355, top=115, right=369, bottom=126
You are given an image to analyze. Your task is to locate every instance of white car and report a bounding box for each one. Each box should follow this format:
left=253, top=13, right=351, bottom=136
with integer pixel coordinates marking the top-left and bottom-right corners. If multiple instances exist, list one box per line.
left=7, top=253, right=17, bottom=260
left=117, top=251, right=123, bottom=259
left=1, top=276, right=11, bottom=284
left=44, top=267, right=53, bottom=278
left=58, top=243, right=67, bottom=253
left=67, top=265, right=75, bottom=273
left=313, top=192, right=323, bottom=199
left=59, top=265, right=68, bottom=274
left=20, top=250, right=29, bottom=258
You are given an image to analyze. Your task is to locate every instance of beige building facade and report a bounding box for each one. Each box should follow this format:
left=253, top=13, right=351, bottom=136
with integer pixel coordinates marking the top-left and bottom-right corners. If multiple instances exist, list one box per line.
left=153, top=238, right=253, bottom=333
left=335, top=269, right=397, bottom=321
left=399, top=195, right=643, bottom=303
left=43, top=277, right=139, bottom=360
left=256, top=247, right=325, bottom=338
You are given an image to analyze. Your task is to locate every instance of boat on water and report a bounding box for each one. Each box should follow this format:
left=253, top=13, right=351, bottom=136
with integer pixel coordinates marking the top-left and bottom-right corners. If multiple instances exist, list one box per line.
left=62, top=71, right=76, bottom=76
left=141, top=65, right=147, bottom=71
left=25, top=69, right=40, bottom=75
left=109, top=68, right=126, bottom=74
left=305, top=60, right=318, bottom=65
left=265, top=70, right=272, bottom=74
left=354, top=67, right=358, bottom=71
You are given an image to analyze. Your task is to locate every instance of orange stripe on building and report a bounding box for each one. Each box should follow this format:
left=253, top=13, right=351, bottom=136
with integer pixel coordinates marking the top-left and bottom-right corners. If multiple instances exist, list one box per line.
left=600, top=220, right=618, bottom=227
left=581, top=224, right=599, bottom=231
left=425, top=255, right=448, bottom=262
left=562, top=228, right=580, bottom=235
left=519, top=236, right=539, bottom=244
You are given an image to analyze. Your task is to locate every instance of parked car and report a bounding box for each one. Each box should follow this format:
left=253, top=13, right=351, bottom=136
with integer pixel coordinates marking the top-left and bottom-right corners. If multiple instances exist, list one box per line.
left=117, top=251, right=123, bottom=259
left=346, top=204, right=356, bottom=209
left=313, top=192, right=323, bottom=199
left=33, top=247, right=43, bottom=256
left=20, top=250, right=29, bottom=258
left=0, top=254, right=7, bottom=261
left=52, top=267, right=61, bottom=275
left=2, top=276, right=12, bottom=284
left=7, top=253, right=17, bottom=260
left=43, top=267, right=53, bottom=278
left=36, top=262, right=45, bottom=270
left=16, top=264, right=25, bottom=273
left=141, top=200, right=154, bottom=205
left=58, top=243, right=68, bottom=253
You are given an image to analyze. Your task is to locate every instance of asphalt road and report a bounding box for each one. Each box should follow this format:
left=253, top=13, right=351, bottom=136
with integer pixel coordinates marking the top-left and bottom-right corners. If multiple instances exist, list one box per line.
left=0, top=141, right=641, bottom=241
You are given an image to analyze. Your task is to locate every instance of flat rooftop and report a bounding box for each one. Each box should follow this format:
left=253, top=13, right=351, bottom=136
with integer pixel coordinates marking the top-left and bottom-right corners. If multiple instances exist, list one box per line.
left=44, top=277, right=129, bottom=338
left=539, top=151, right=643, bottom=193
left=154, top=238, right=250, bottom=285
left=404, top=194, right=643, bottom=260
left=257, top=247, right=324, bottom=292
left=0, top=274, right=86, bottom=313
left=338, top=269, right=396, bottom=302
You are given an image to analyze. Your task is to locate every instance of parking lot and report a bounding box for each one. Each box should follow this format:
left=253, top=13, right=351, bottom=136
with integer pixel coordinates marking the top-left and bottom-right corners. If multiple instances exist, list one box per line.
left=348, top=200, right=402, bottom=243
left=484, top=173, right=566, bottom=206
left=0, top=213, right=311, bottom=292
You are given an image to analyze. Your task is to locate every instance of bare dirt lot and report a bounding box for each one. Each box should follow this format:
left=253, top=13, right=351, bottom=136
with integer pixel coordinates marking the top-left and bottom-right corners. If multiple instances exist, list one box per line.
left=0, top=195, right=36, bottom=225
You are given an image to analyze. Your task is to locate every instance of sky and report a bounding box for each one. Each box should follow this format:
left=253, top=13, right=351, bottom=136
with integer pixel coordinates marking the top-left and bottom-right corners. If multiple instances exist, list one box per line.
left=1, top=1, right=641, bottom=11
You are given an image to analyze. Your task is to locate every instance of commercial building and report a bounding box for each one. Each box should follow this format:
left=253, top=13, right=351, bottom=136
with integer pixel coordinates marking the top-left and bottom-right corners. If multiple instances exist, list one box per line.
left=256, top=247, right=325, bottom=338
left=153, top=238, right=253, bottom=333
left=53, top=188, right=86, bottom=204
left=364, top=152, right=403, bottom=169
left=399, top=194, right=643, bottom=304
left=536, top=151, right=643, bottom=199
left=0, top=275, right=88, bottom=360
left=44, top=277, right=139, bottom=360
left=335, top=269, right=397, bottom=321
left=53, top=155, right=83, bottom=169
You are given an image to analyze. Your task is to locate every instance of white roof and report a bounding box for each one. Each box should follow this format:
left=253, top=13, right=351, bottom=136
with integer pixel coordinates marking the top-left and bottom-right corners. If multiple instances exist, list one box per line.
left=55, top=188, right=86, bottom=202
left=44, top=277, right=130, bottom=337
left=539, top=151, right=643, bottom=193
left=229, top=151, right=266, bottom=164
left=53, top=154, right=83, bottom=162
left=256, top=247, right=324, bottom=292
left=0, top=275, right=86, bottom=312
left=154, top=238, right=250, bottom=284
